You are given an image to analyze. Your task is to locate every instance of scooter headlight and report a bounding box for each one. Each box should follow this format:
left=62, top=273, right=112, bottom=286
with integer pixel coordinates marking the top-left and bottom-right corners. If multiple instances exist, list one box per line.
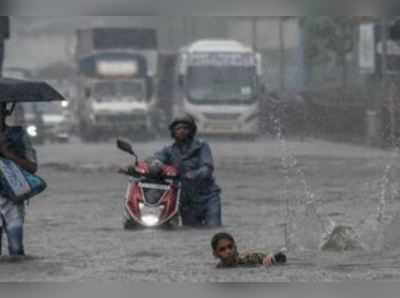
left=27, top=125, right=38, bottom=137
left=141, top=215, right=159, bottom=227
left=139, top=204, right=164, bottom=227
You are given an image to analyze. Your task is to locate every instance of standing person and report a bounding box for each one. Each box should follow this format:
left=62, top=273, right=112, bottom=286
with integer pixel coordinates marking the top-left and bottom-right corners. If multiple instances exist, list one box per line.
left=0, top=16, right=10, bottom=76
left=0, top=102, right=37, bottom=257
left=151, top=113, right=222, bottom=227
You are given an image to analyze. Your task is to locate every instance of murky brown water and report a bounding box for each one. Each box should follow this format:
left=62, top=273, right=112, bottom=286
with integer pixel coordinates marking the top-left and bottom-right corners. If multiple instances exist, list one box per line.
left=1, top=139, right=400, bottom=281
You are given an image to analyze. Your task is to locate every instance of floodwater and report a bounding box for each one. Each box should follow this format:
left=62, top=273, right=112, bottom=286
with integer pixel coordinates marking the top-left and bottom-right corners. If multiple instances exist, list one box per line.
left=1, top=137, right=400, bottom=281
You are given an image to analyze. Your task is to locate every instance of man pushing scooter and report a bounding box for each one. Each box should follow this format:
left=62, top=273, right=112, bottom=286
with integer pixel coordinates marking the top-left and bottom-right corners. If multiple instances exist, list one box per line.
left=123, top=113, right=222, bottom=228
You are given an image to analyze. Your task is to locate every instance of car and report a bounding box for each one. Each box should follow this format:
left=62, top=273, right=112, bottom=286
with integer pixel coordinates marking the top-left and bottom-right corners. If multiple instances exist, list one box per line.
left=21, top=101, right=72, bottom=144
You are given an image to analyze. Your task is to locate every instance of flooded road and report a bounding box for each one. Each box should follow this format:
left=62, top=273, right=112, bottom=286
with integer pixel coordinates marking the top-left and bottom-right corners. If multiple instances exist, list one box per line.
left=1, top=137, right=400, bottom=281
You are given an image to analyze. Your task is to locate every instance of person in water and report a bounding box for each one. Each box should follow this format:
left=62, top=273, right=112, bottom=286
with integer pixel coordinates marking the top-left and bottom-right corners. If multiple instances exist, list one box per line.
left=211, top=232, right=287, bottom=268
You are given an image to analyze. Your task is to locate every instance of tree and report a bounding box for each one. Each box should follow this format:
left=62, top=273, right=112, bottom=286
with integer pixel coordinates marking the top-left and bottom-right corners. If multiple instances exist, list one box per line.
left=302, top=17, right=357, bottom=99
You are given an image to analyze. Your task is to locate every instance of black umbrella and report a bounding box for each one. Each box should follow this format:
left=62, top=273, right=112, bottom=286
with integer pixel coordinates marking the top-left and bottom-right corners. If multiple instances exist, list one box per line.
left=0, top=78, right=65, bottom=103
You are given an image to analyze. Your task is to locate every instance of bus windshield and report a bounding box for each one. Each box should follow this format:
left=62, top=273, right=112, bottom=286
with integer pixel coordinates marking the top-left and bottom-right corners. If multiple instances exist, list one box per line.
left=186, top=66, right=257, bottom=103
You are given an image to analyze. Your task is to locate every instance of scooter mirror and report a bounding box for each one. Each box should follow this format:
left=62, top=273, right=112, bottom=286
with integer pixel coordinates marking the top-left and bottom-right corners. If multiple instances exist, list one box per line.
left=116, top=138, right=135, bottom=156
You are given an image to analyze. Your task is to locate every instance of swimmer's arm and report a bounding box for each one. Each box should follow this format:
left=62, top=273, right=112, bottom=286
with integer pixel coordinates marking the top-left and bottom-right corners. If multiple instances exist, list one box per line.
left=238, top=252, right=269, bottom=266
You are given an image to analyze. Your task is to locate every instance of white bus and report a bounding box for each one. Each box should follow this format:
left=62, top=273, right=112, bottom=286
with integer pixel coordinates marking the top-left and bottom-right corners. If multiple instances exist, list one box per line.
left=176, top=39, right=263, bottom=137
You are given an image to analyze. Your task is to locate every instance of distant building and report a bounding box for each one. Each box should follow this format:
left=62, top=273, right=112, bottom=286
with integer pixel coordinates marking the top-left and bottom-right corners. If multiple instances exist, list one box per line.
left=5, top=17, right=304, bottom=90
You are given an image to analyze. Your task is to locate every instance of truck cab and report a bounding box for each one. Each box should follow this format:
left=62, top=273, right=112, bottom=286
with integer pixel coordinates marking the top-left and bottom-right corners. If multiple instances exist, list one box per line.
left=75, top=28, right=159, bottom=142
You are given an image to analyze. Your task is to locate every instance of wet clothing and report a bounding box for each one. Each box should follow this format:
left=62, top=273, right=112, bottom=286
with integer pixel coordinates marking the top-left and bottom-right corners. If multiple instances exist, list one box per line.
left=217, top=251, right=279, bottom=268
left=154, top=138, right=222, bottom=226
left=216, top=251, right=287, bottom=268
left=0, top=126, right=37, bottom=256
left=180, top=192, right=221, bottom=227
left=217, top=252, right=270, bottom=268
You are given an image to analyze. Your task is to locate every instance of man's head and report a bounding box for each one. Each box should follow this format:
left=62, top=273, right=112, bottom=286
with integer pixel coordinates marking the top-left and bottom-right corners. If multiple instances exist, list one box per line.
left=211, top=232, right=239, bottom=267
left=169, top=113, right=197, bottom=143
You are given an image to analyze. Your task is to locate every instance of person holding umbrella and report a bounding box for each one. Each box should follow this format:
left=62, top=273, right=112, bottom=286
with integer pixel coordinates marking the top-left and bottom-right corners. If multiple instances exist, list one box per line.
left=0, top=102, right=37, bottom=257
left=0, top=78, right=64, bottom=257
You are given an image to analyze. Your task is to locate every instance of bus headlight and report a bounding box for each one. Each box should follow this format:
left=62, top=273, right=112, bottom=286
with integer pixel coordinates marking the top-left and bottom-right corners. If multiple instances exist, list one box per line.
left=61, top=100, right=70, bottom=108
left=27, top=125, right=38, bottom=137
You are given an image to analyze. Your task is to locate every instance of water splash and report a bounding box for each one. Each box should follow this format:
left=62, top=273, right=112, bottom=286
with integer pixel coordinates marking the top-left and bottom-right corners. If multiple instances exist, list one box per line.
left=323, top=145, right=400, bottom=253
left=321, top=225, right=364, bottom=251
left=319, top=154, right=398, bottom=253
left=378, top=164, right=391, bottom=223
left=369, top=83, right=400, bottom=252
left=358, top=148, right=399, bottom=252
left=272, top=112, right=400, bottom=254
left=271, top=114, right=332, bottom=252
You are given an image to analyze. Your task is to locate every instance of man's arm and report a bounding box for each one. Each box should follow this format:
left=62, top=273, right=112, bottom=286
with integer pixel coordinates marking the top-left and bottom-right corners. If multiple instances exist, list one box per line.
left=153, top=145, right=171, bottom=165
left=121, top=146, right=171, bottom=175
left=0, top=132, right=38, bottom=174
left=2, top=150, right=37, bottom=174
left=186, top=143, right=214, bottom=180
left=238, top=252, right=269, bottom=266
left=239, top=252, right=286, bottom=267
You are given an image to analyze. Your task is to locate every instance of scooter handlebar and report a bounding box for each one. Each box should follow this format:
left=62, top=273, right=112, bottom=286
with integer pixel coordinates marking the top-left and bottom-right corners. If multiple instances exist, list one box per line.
left=117, top=167, right=140, bottom=178
left=117, top=167, right=181, bottom=182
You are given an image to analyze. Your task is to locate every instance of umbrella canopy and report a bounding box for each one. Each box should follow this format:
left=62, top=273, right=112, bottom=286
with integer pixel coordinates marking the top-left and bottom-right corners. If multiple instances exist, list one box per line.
left=0, top=78, right=65, bottom=103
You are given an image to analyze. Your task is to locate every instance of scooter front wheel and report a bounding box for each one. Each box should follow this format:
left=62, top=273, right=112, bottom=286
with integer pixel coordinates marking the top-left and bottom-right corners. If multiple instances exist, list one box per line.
left=123, top=219, right=140, bottom=230
left=162, top=215, right=180, bottom=230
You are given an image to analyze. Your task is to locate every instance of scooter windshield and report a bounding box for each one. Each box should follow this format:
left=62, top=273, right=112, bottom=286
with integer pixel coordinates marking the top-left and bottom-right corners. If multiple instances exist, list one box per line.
left=143, top=188, right=166, bottom=205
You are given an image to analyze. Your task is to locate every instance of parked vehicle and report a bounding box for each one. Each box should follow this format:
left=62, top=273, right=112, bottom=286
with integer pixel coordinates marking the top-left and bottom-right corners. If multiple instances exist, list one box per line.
left=75, top=28, right=159, bottom=141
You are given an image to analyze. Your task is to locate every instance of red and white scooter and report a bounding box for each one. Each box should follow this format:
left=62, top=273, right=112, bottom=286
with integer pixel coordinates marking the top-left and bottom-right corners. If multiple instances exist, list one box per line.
left=117, top=139, right=181, bottom=229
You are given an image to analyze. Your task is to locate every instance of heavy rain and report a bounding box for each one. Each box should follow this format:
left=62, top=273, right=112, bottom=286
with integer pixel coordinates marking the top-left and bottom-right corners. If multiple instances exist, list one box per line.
left=1, top=16, right=400, bottom=282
